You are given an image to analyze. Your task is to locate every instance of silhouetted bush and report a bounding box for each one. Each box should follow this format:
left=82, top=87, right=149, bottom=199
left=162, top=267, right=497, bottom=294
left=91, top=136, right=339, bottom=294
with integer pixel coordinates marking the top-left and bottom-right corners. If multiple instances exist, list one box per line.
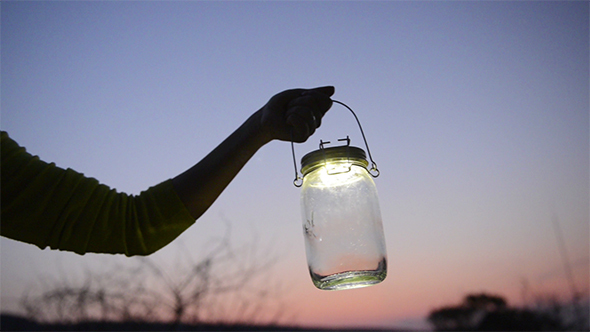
left=427, top=292, right=574, bottom=331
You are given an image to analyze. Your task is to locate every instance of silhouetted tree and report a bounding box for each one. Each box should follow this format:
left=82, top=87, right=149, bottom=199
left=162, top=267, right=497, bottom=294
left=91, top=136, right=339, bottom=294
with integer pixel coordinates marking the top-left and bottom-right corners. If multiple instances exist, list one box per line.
left=477, top=308, right=563, bottom=331
left=428, top=292, right=568, bottom=331
left=19, top=225, right=287, bottom=328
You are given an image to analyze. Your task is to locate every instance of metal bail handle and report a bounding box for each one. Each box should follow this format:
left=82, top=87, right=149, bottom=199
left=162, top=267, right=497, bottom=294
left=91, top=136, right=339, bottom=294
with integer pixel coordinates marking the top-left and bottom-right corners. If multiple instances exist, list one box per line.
left=291, top=99, right=380, bottom=187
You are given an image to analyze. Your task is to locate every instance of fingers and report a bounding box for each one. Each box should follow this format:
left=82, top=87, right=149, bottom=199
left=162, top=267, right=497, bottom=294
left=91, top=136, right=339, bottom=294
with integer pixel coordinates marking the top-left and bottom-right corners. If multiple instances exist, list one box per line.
left=286, top=112, right=313, bottom=142
left=287, top=86, right=334, bottom=128
left=297, top=86, right=335, bottom=113
left=286, top=103, right=323, bottom=128
left=261, top=86, right=335, bottom=142
left=286, top=104, right=324, bottom=142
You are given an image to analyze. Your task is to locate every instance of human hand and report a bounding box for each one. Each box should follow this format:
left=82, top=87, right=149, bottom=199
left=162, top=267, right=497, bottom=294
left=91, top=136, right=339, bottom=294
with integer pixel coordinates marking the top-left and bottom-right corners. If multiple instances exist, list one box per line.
left=259, top=86, right=335, bottom=143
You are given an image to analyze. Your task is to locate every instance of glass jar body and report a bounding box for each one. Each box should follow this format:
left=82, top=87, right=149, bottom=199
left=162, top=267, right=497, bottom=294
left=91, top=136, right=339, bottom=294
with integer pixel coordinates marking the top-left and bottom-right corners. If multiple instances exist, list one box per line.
left=300, top=159, right=387, bottom=290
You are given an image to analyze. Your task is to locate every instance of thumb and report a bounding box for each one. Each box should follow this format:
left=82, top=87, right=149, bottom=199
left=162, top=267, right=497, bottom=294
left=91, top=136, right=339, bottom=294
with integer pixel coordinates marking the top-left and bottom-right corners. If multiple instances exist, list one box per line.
left=302, top=86, right=335, bottom=97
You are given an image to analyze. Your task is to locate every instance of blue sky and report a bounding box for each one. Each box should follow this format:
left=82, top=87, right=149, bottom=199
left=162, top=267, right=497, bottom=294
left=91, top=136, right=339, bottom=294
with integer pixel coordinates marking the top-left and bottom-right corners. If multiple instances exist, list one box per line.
left=1, top=1, right=588, bottom=329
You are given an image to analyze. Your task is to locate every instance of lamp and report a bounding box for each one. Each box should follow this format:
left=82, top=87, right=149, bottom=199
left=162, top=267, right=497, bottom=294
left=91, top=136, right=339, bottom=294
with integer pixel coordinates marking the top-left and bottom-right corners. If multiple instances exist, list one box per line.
left=291, top=101, right=387, bottom=290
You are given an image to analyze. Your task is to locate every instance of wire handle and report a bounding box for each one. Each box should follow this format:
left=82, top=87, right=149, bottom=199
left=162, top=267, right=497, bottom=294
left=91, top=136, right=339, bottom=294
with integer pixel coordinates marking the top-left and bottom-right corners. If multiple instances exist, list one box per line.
left=291, top=130, right=304, bottom=187
left=291, top=99, right=380, bottom=187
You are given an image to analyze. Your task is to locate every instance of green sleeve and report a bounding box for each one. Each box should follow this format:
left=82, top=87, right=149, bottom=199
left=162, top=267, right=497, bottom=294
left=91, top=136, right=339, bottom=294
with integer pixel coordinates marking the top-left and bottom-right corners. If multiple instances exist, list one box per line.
left=1, top=131, right=196, bottom=256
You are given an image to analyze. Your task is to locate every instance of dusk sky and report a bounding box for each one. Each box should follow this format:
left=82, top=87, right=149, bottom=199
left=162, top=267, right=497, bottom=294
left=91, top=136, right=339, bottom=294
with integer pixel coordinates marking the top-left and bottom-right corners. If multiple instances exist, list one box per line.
left=1, top=1, right=588, bottom=329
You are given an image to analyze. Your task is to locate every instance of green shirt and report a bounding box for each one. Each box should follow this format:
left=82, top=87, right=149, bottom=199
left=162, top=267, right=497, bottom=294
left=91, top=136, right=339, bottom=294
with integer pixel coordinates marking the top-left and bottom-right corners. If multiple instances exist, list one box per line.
left=1, top=131, right=195, bottom=256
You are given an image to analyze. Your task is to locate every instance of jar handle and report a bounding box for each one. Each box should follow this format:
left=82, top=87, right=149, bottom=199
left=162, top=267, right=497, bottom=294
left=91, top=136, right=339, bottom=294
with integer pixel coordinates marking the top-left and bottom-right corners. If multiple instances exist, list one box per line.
left=291, top=100, right=380, bottom=187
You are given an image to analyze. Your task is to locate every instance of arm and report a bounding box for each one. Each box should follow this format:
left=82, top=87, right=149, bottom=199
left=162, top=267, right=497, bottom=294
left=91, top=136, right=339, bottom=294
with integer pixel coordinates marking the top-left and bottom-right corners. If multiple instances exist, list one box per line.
left=172, top=86, right=334, bottom=218
left=1, top=86, right=334, bottom=255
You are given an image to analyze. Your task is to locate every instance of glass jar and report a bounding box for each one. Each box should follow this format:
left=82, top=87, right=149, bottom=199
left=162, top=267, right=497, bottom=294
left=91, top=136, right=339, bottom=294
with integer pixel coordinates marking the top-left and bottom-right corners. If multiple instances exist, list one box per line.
left=299, top=145, right=387, bottom=290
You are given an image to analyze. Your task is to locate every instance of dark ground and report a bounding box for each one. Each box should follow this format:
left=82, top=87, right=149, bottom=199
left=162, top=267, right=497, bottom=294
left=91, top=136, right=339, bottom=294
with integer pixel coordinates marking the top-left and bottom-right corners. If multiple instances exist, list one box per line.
left=0, top=314, right=411, bottom=332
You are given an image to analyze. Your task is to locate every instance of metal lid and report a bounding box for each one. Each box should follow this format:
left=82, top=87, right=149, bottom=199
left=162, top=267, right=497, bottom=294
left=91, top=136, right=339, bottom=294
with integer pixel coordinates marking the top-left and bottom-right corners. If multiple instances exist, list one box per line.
left=301, top=146, right=368, bottom=175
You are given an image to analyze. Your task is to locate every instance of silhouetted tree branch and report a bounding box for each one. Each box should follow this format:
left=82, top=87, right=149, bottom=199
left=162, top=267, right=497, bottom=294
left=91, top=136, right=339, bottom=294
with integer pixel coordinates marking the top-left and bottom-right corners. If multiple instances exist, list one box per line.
left=20, top=224, right=286, bottom=328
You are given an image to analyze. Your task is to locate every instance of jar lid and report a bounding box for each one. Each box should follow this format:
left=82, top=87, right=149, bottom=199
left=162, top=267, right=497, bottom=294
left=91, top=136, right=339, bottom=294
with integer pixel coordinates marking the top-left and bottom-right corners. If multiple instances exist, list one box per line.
left=301, top=146, right=368, bottom=175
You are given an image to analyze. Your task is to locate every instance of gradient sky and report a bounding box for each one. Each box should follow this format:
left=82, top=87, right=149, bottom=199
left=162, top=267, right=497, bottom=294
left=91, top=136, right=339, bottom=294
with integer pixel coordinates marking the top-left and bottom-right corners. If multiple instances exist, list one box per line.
left=1, top=1, right=588, bottom=329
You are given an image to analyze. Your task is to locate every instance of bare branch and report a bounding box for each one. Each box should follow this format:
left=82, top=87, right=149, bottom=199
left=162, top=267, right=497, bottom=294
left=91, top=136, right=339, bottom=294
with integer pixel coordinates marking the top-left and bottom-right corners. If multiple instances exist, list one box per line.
left=20, top=220, right=287, bottom=327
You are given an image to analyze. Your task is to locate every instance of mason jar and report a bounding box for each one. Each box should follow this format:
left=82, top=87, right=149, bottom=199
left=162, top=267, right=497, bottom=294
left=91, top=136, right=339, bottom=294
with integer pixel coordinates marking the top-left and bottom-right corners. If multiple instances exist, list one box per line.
left=299, top=145, right=387, bottom=290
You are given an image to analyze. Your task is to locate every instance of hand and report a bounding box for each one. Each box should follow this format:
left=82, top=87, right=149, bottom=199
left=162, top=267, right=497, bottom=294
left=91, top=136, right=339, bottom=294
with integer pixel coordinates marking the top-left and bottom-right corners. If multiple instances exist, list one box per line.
left=259, top=86, right=335, bottom=143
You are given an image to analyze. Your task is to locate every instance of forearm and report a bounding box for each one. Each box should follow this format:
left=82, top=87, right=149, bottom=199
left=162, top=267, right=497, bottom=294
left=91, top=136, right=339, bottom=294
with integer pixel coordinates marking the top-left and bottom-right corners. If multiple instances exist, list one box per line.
left=172, top=86, right=334, bottom=219
left=171, top=110, right=270, bottom=219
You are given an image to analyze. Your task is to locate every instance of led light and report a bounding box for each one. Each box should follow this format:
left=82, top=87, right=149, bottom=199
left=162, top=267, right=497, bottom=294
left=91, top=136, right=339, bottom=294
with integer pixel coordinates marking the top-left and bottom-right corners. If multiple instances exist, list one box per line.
left=308, top=163, right=364, bottom=188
